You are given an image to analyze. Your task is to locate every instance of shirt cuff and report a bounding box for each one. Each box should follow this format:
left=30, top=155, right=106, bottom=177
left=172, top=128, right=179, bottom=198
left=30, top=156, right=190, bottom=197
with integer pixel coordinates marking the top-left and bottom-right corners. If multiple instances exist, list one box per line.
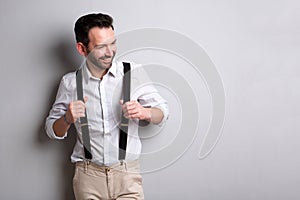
left=154, top=103, right=169, bottom=127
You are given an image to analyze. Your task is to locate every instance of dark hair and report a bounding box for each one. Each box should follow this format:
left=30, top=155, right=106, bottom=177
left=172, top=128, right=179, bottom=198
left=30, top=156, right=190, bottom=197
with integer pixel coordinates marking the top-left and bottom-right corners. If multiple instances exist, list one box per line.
left=74, top=13, right=114, bottom=48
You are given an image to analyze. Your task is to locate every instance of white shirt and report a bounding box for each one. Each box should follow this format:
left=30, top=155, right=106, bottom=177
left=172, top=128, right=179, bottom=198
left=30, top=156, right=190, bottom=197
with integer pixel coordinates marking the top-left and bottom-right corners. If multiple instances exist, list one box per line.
left=45, top=61, right=169, bottom=166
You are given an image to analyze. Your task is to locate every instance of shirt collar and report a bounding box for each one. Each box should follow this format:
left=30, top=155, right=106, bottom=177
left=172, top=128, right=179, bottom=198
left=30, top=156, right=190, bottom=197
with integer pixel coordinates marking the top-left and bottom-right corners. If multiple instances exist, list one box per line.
left=109, top=61, right=117, bottom=77
left=82, top=60, right=117, bottom=83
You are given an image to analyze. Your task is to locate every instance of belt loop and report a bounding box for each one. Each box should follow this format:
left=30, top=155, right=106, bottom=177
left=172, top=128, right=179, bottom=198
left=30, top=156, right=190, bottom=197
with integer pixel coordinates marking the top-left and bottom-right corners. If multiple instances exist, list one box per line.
left=84, top=160, right=91, bottom=173
left=120, top=160, right=127, bottom=172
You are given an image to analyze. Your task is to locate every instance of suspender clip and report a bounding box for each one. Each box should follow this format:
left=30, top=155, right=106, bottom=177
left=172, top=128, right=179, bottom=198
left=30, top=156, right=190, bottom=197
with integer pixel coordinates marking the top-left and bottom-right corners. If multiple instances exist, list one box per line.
left=84, top=159, right=91, bottom=173
left=80, top=123, right=89, bottom=127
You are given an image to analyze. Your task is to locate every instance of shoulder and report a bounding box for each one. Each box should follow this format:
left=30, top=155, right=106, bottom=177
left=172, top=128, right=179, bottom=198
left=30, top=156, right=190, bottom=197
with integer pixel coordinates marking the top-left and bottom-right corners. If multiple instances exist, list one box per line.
left=115, top=61, right=153, bottom=87
left=59, top=71, right=77, bottom=90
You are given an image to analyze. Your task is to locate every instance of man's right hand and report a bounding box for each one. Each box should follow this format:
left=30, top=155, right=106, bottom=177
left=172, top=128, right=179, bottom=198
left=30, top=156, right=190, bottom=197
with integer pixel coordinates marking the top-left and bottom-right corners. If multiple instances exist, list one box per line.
left=65, top=96, right=88, bottom=123
left=53, top=97, right=88, bottom=137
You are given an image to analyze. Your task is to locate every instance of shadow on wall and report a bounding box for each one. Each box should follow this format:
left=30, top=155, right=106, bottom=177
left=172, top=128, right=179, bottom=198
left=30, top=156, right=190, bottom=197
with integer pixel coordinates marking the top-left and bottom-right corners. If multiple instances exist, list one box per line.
left=37, top=35, right=81, bottom=200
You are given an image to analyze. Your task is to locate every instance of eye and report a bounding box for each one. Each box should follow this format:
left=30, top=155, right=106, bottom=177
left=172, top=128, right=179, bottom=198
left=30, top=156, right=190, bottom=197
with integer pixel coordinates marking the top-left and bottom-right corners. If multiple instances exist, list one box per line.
left=96, top=45, right=105, bottom=49
left=111, top=39, right=117, bottom=45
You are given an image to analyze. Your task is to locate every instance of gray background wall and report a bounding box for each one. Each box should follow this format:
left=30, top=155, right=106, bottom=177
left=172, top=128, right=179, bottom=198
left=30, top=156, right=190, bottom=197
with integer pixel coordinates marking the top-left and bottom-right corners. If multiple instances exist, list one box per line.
left=1, top=0, right=300, bottom=199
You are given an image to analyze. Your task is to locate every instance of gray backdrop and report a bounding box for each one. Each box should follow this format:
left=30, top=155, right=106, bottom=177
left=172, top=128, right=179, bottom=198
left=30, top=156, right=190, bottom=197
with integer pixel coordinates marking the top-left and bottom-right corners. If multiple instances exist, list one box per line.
left=1, top=0, right=300, bottom=199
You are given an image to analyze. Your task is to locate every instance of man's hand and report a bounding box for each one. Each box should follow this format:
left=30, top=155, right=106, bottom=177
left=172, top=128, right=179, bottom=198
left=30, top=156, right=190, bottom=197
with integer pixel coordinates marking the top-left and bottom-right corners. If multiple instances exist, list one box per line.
left=65, top=97, right=88, bottom=123
left=53, top=97, right=88, bottom=137
left=120, top=100, right=151, bottom=122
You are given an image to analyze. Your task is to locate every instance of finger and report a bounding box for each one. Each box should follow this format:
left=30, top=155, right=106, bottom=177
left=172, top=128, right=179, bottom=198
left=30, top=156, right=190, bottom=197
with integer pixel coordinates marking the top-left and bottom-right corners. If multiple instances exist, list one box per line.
left=127, top=107, right=139, bottom=115
left=129, top=113, right=140, bottom=119
left=124, top=101, right=139, bottom=111
left=124, top=107, right=137, bottom=115
left=123, top=112, right=130, bottom=119
left=75, top=108, right=85, bottom=115
left=76, top=102, right=86, bottom=108
left=84, top=96, right=88, bottom=103
left=122, top=102, right=134, bottom=112
left=128, top=110, right=140, bottom=119
left=122, top=100, right=140, bottom=115
left=124, top=100, right=137, bottom=107
left=72, top=101, right=85, bottom=110
left=73, top=102, right=84, bottom=108
left=78, top=112, right=86, bottom=117
left=79, top=100, right=86, bottom=107
left=72, top=105, right=85, bottom=113
left=71, top=105, right=86, bottom=118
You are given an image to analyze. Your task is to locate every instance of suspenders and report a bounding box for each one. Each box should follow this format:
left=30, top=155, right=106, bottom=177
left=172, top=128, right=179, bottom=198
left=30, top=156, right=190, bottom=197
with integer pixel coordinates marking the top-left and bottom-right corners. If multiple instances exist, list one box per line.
left=76, top=62, right=131, bottom=161
left=119, top=62, right=131, bottom=161
left=76, top=67, right=93, bottom=160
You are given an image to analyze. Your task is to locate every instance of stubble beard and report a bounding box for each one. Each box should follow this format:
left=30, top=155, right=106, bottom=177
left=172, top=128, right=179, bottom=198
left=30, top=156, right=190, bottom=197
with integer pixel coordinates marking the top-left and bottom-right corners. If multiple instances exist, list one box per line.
left=87, top=51, right=116, bottom=71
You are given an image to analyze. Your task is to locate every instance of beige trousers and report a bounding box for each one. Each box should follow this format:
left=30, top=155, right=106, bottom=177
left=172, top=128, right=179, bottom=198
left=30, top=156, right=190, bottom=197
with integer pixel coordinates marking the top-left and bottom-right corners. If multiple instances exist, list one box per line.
left=73, top=160, right=144, bottom=200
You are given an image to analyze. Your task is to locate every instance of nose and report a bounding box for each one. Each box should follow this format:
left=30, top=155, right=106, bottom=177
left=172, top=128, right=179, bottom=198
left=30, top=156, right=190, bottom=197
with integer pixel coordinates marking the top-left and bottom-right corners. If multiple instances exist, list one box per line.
left=104, top=45, right=114, bottom=57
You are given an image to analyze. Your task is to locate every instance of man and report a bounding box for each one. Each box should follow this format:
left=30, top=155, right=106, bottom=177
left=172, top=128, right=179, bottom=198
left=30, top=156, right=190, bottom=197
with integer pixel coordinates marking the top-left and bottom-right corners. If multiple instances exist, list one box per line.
left=45, top=13, right=168, bottom=200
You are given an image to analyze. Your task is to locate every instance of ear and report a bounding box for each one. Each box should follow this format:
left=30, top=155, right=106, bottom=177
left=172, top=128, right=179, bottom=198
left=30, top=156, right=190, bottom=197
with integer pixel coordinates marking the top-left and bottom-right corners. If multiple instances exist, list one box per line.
left=76, top=42, right=88, bottom=56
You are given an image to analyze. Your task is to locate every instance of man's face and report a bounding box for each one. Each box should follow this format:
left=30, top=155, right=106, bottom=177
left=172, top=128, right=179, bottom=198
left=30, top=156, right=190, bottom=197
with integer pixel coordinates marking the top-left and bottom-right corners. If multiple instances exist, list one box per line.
left=86, top=27, right=116, bottom=70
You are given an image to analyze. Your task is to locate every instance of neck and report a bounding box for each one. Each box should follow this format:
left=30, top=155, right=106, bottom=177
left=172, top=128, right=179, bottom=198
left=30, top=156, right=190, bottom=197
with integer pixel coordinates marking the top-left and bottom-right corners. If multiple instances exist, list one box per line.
left=86, top=60, right=109, bottom=79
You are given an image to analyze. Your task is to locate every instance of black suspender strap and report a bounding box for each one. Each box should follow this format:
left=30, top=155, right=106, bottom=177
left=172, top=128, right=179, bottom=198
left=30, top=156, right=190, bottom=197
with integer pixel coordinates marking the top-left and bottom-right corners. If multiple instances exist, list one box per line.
left=119, top=62, right=131, bottom=160
left=76, top=68, right=92, bottom=160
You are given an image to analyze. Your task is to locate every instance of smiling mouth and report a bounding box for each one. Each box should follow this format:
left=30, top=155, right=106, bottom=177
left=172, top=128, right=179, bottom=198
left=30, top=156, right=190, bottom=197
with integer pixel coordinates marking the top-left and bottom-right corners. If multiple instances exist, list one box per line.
left=102, top=59, right=112, bottom=64
left=101, top=57, right=112, bottom=61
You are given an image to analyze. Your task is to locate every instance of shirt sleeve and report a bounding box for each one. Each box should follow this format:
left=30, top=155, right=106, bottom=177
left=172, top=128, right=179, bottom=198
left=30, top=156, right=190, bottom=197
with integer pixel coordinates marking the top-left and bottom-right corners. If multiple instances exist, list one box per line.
left=130, top=64, right=169, bottom=126
left=45, top=73, right=75, bottom=139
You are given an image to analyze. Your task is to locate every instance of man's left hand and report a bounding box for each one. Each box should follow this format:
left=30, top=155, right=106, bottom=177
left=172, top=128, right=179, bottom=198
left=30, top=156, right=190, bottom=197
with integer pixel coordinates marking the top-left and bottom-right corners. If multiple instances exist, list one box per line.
left=120, top=100, right=151, bottom=121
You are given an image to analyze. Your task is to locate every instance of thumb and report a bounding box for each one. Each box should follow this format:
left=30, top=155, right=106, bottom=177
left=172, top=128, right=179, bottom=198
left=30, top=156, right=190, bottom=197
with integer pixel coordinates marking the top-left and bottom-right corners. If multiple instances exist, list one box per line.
left=84, top=96, right=88, bottom=103
left=119, top=99, right=124, bottom=105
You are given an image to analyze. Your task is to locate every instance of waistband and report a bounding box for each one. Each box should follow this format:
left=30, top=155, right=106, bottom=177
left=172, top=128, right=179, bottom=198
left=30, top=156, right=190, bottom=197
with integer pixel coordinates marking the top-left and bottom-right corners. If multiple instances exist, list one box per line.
left=76, top=160, right=140, bottom=174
